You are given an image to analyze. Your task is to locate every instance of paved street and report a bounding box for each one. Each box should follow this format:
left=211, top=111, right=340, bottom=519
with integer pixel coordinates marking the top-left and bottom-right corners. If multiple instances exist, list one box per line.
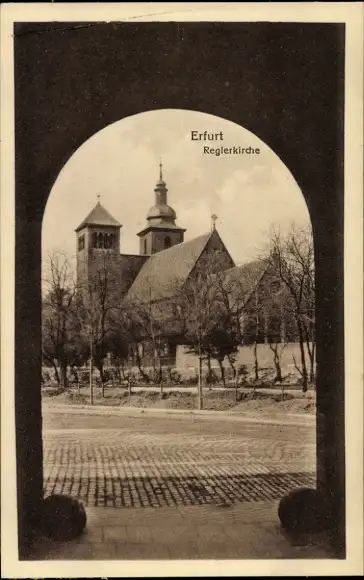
left=43, top=410, right=316, bottom=509
left=31, top=408, right=330, bottom=560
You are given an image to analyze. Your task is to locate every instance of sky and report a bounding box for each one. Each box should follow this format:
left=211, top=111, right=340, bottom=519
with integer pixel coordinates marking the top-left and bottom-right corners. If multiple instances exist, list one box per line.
left=42, top=109, right=310, bottom=271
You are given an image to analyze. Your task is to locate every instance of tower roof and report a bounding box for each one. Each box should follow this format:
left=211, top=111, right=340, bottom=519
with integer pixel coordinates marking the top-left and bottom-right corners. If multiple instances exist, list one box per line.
left=146, top=204, right=176, bottom=221
left=75, top=201, right=121, bottom=232
left=138, top=162, right=184, bottom=234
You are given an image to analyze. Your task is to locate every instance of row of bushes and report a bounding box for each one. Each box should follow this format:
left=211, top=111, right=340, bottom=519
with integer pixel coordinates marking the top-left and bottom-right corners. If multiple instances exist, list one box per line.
left=41, top=364, right=260, bottom=388
left=42, top=364, right=312, bottom=390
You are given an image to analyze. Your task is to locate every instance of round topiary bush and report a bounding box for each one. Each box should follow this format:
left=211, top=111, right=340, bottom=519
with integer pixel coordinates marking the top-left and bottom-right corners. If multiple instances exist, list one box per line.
left=278, top=488, right=330, bottom=533
left=40, top=494, right=87, bottom=541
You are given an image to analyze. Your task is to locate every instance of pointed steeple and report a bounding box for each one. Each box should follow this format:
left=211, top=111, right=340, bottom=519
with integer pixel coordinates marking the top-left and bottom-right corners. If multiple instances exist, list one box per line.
left=137, top=163, right=186, bottom=255
left=147, top=162, right=174, bottom=220
left=153, top=160, right=168, bottom=206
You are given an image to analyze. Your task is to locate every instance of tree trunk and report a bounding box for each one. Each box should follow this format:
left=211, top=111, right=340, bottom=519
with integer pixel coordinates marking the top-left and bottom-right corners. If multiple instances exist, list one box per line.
left=197, top=350, right=203, bottom=410
left=51, top=361, right=60, bottom=387
left=273, top=348, right=283, bottom=382
left=101, top=370, right=105, bottom=398
left=227, top=355, right=238, bottom=401
left=297, top=321, right=308, bottom=392
left=95, top=361, right=105, bottom=397
left=206, top=355, right=212, bottom=390
left=227, top=355, right=236, bottom=380
left=128, top=377, right=132, bottom=404
left=309, top=341, right=316, bottom=384
left=303, top=323, right=315, bottom=386
left=160, top=361, right=164, bottom=399
left=118, top=361, right=125, bottom=381
left=135, top=346, right=149, bottom=383
left=253, top=341, right=259, bottom=382
left=59, top=361, right=68, bottom=389
left=89, top=338, right=94, bottom=405
left=306, top=334, right=315, bottom=385
left=217, top=359, right=226, bottom=387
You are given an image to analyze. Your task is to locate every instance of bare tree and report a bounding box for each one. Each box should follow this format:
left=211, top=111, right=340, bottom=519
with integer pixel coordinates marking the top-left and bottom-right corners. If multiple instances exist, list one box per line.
left=124, top=284, right=166, bottom=397
left=77, top=255, right=120, bottom=402
left=207, top=268, right=247, bottom=399
left=42, top=252, right=80, bottom=389
left=263, top=223, right=315, bottom=392
left=261, top=278, right=289, bottom=384
left=235, top=265, right=267, bottom=386
left=172, top=252, right=239, bottom=409
left=175, top=283, right=216, bottom=409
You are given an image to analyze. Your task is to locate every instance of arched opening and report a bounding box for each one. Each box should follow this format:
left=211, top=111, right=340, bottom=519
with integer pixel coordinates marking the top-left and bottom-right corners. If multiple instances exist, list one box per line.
left=13, top=20, right=345, bottom=560
left=39, top=108, right=324, bottom=560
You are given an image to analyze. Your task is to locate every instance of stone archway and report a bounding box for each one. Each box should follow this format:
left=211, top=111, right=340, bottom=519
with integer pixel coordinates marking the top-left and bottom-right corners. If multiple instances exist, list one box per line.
left=14, top=21, right=345, bottom=557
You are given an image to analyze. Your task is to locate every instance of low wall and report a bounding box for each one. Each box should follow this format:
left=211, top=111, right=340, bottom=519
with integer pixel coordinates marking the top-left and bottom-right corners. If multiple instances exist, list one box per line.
left=176, top=342, right=314, bottom=374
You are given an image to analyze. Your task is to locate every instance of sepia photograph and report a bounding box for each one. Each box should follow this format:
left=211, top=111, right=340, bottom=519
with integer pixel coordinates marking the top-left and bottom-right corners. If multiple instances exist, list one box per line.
left=1, top=3, right=363, bottom=577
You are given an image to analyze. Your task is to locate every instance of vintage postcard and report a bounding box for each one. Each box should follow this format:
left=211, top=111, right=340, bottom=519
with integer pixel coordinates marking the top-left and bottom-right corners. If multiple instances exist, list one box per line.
left=1, top=2, right=363, bottom=578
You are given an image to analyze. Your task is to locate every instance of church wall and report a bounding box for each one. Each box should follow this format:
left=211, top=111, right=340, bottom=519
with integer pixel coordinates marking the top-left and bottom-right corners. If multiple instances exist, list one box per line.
left=139, top=229, right=184, bottom=255
left=76, top=227, right=94, bottom=289
left=189, top=230, right=235, bottom=281
left=118, top=254, right=149, bottom=292
left=76, top=224, right=121, bottom=288
left=86, top=224, right=121, bottom=253
left=139, top=231, right=153, bottom=255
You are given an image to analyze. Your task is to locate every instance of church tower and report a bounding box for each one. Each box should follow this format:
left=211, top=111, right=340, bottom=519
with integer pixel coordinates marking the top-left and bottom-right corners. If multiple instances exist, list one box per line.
left=137, top=163, right=186, bottom=255
left=75, top=199, right=122, bottom=287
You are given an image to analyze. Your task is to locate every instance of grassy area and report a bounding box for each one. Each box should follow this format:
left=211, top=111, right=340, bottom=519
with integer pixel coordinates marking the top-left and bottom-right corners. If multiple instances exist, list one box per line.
left=42, top=385, right=316, bottom=414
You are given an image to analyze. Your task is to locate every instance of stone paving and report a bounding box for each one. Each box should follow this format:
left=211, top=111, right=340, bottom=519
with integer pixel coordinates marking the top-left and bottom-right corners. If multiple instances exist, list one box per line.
left=29, top=414, right=334, bottom=561
left=43, top=428, right=316, bottom=509
left=29, top=501, right=334, bottom=560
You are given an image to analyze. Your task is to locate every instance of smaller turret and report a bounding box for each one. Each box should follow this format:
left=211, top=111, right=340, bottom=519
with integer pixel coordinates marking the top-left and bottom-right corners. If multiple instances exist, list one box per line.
left=137, top=162, right=186, bottom=255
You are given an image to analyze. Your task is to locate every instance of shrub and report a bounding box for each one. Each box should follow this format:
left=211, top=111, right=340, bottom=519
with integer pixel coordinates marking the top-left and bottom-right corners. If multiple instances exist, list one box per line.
left=185, top=374, right=198, bottom=385
left=205, top=369, right=219, bottom=385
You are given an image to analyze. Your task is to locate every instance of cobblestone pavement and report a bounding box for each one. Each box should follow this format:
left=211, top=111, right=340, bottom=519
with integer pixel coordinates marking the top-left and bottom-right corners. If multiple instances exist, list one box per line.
left=43, top=424, right=316, bottom=508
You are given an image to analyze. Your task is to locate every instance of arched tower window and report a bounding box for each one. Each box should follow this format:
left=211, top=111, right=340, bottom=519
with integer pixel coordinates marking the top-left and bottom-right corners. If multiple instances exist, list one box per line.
left=164, top=236, right=171, bottom=249
left=78, top=235, right=85, bottom=251
left=144, top=239, right=147, bottom=254
left=97, top=232, right=103, bottom=248
left=92, top=232, right=97, bottom=248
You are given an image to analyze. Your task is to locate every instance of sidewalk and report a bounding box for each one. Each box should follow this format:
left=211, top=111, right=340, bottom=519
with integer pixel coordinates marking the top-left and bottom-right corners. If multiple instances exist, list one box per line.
left=28, top=500, right=333, bottom=560
left=43, top=401, right=315, bottom=427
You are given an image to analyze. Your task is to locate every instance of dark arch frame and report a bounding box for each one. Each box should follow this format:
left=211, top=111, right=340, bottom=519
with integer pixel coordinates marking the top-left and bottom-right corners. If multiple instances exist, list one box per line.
left=14, top=21, right=345, bottom=557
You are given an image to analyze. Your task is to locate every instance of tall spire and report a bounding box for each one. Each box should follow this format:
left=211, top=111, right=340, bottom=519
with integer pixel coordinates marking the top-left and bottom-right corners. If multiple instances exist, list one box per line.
left=157, top=158, right=165, bottom=187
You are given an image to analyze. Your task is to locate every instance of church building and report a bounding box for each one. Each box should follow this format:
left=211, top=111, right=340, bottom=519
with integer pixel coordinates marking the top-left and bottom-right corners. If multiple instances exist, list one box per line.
left=75, top=165, right=285, bottom=371
left=75, top=163, right=236, bottom=300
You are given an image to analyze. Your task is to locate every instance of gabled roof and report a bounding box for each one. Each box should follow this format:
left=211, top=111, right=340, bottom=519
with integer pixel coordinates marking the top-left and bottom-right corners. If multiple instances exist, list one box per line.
left=223, top=260, right=268, bottom=303
left=75, top=202, right=121, bottom=232
left=126, top=232, right=214, bottom=303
